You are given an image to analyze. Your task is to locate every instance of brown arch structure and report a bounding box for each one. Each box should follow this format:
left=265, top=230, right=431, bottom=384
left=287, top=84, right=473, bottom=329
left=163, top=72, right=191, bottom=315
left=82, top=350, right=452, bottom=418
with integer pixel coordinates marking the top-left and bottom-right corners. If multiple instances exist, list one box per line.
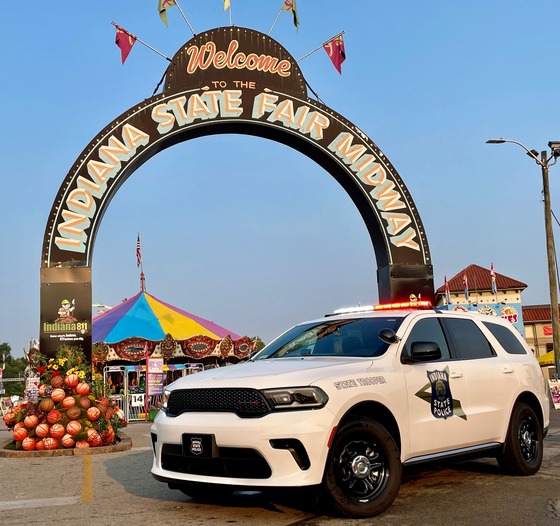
left=40, top=27, right=434, bottom=359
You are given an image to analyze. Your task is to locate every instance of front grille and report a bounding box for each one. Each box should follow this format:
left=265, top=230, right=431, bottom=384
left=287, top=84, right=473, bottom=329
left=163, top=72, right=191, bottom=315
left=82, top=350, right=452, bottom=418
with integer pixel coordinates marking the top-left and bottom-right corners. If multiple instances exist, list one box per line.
left=161, top=443, right=272, bottom=479
left=167, top=388, right=271, bottom=418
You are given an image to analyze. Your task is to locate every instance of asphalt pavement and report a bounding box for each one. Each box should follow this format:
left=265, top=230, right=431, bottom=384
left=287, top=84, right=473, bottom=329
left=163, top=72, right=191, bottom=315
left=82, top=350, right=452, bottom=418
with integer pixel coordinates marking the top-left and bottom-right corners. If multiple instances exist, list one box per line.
left=0, top=407, right=558, bottom=526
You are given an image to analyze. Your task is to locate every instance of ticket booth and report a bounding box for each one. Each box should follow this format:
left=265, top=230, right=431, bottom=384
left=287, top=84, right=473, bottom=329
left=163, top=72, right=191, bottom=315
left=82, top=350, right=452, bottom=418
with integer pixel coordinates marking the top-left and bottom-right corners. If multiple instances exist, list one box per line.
left=104, top=363, right=203, bottom=422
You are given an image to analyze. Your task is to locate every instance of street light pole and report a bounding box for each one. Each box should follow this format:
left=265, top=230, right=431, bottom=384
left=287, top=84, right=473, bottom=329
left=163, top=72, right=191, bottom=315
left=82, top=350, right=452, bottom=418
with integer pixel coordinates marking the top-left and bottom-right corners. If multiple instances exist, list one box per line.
left=487, top=138, right=560, bottom=377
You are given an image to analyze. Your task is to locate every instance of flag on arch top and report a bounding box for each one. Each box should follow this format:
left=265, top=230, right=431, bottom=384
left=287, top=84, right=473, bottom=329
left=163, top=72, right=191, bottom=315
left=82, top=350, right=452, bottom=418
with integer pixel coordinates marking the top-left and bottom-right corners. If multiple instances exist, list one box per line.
left=158, top=0, right=177, bottom=27
left=323, top=33, right=346, bottom=74
left=224, top=0, right=231, bottom=10
left=115, top=26, right=137, bottom=64
left=136, top=235, right=142, bottom=268
left=281, top=0, right=299, bottom=30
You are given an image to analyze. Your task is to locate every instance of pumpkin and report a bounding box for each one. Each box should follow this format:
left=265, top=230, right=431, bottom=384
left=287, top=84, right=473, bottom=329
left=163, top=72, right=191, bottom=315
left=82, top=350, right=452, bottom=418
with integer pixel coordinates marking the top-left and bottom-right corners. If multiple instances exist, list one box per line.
left=22, top=437, right=36, bottom=451
left=101, top=425, right=115, bottom=445
left=35, top=423, right=50, bottom=438
left=61, top=434, right=75, bottom=448
left=75, top=440, right=90, bottom=448
left=13, top=422, right=25, bottom=432
left=35, top=439, right=45, bottom=450
left=86, top=429, right=102, bottom=447
left=51, top=388, right=66, bottom=402
left=66, top=406, right=81, bottom=421
left=47, top=409, right=62, bottom=425
left=76, top=382, right=90, bottom=395
left=50, top=375, right=64, bottom=388
left=66, top=420, right=82, bottom=436
left=78, top=396, right=91, bottom=410
left=64, top=374, right=79, bottom=388
left=13, top=427, right=28, bottom=441
left=38, top=384, right=48, bottom=396
left=43, top=437, right=59, bottom=450
left=39, top=397, right=55, bottom=412
left=86, top=407, right=101, bottom=422
left=49, top=423, right=65, bottom=439
left=62, top=396, right=76, bottom=409
left=24, top=414, right=39, bottom=429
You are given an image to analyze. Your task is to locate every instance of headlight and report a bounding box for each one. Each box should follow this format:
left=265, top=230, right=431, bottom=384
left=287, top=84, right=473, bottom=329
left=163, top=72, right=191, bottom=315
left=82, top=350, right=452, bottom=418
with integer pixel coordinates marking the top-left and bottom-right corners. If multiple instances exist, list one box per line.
left=261, top=386, right=328, bottom=411
left=161, top=389, right=171, bottom=412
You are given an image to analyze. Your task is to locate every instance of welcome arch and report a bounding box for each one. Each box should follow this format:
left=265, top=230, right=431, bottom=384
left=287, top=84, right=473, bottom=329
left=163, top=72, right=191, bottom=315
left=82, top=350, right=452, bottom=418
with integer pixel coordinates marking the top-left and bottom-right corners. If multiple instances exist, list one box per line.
left=40, top=26, right=434, bottom=359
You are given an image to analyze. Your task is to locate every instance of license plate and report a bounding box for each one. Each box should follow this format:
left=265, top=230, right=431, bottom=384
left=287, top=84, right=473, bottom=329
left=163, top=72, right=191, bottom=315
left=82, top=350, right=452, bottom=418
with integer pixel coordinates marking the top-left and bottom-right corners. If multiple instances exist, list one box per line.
left=182, top=433, right=218, bottom=458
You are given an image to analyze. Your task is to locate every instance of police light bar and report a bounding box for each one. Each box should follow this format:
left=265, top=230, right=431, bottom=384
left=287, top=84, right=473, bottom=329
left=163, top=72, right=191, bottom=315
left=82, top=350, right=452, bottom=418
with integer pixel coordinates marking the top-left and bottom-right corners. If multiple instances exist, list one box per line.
left=331, top=305, right=375, bottom=315
left=330, top=300, right=432, bottom=316
left=373, top=300, right=432, bottom=311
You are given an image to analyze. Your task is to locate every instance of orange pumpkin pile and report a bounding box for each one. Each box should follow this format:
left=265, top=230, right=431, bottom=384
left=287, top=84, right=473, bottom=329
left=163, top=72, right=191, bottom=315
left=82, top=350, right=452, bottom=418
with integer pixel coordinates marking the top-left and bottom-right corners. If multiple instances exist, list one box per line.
left=3, top=373, right=118, bottom=451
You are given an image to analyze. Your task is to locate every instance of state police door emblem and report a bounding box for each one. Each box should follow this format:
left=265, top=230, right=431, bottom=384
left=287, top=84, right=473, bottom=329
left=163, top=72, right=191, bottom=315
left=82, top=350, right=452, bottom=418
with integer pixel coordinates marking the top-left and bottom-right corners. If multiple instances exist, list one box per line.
left=427, top=369, right=453, bottom=419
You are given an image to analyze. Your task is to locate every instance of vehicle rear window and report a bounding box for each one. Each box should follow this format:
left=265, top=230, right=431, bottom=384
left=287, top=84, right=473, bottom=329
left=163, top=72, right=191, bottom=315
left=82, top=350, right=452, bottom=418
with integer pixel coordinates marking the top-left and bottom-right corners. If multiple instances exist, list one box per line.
left=442, top=318, right=495, bottom=359
left=482, top=322, right=528, bottom=355
left=256, top=317, right=405, bottom=359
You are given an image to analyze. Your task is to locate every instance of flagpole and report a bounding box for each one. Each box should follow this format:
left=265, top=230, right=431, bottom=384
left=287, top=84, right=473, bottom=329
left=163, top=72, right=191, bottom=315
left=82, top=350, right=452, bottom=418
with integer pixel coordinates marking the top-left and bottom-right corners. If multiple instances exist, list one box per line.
left=268, top=9, right=282, bottom=35
left=174, top=0, right=196, bottom=36
left=112, top=22, right=172, bottom=62
left=297, top=31, right=344, bottom=63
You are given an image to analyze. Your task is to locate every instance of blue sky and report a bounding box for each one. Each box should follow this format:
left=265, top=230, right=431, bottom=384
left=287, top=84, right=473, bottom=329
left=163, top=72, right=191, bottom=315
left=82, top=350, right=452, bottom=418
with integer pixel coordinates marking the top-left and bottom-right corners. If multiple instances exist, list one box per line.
left=1, top=1, right=560, bottom=357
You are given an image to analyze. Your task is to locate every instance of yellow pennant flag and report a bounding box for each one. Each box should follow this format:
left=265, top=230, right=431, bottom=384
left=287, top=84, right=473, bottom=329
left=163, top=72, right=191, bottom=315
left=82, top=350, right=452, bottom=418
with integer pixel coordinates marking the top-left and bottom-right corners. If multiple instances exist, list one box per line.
left=281, top=0, right=299, bottom=30
left=158, top=0, right=177, bottom=27
left=224, top=0, right=230, bottom=10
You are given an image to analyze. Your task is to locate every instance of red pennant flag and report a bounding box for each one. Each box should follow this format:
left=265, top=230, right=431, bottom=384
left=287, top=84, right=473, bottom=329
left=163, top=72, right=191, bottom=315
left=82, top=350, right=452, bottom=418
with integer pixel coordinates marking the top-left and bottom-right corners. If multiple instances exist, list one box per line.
left=323, top=34, right=346, bottom=74
left=115, top=26, right=137, bottom=64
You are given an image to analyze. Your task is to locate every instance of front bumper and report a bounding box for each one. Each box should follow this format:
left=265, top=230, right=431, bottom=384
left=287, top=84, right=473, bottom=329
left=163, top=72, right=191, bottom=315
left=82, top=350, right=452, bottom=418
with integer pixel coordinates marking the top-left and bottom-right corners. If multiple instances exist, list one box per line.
left=150, top=407, right=334, bottom=488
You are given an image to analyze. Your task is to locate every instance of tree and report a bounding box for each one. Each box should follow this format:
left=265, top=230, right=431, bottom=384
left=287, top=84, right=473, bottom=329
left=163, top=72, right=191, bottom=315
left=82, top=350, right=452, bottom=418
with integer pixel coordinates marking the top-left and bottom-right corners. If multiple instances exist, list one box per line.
left=0, top=343, right=26, bottom=398
left=252, top=337, right=266, bottom=352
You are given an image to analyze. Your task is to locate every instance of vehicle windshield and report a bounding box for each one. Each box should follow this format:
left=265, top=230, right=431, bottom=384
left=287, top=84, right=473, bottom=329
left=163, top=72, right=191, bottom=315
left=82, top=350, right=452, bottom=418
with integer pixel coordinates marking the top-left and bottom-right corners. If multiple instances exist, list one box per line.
left=255, top=316, right=404, bottom=359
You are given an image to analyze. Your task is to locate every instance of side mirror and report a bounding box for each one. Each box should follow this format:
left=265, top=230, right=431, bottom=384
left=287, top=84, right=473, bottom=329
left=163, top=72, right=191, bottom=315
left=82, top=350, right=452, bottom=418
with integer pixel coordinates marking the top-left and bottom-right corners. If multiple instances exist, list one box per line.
left=402, top=341, right=442, bottom=364
left=378, top=328, right=399, bottom=345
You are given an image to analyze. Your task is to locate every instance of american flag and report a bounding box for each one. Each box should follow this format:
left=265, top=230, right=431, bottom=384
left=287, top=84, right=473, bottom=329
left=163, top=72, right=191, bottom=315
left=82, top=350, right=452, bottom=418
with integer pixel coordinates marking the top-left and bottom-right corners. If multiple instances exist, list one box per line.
left=136, top=235, right=142, bottom=268
left=444, top=276, right=451, bottom=305
left=462, top=270, right=469, bottom=301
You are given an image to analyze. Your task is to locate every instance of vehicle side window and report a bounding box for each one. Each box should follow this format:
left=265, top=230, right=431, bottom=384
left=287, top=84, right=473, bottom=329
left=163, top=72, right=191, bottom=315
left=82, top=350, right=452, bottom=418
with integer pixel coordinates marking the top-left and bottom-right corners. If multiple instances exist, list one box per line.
left=402, top=318, right=451, bottom=360
left=482, top=322, right=528, bottom=355
left=442, top=318, right=495, bottom=360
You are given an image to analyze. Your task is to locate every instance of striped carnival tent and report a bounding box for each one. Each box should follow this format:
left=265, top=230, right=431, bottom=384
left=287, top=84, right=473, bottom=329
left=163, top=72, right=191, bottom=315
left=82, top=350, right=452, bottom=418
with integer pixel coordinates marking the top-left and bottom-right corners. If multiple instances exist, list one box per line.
left=92, top=291, right=253, bottom=366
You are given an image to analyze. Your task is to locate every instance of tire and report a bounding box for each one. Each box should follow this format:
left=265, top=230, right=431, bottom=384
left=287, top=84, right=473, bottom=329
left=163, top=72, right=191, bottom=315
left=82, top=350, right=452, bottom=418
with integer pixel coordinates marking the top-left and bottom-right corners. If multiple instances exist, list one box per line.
left=321, top=417, right=402, bottom=518
left=497, top=402, right=543, bottom=476
left=177, top=482, right=234, bottom=502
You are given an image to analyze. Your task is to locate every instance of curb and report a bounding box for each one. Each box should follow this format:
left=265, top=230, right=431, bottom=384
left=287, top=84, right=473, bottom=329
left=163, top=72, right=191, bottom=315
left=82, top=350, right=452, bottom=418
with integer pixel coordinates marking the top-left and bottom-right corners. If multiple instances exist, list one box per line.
left=0, top=432, right=132, bottom=458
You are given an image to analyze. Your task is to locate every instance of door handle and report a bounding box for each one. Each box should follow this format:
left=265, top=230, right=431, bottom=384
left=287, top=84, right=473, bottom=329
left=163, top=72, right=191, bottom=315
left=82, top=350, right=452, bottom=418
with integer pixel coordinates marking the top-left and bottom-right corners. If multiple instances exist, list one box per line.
left=449, top=372, right=463, bottom=378
left=502, top=366, right=515, bottom=374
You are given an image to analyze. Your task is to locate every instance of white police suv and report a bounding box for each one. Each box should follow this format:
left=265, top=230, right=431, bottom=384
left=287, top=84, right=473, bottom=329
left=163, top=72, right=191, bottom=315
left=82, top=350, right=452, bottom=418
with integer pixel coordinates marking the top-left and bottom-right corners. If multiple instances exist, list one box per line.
left=150, top=301, right=551, bottom=518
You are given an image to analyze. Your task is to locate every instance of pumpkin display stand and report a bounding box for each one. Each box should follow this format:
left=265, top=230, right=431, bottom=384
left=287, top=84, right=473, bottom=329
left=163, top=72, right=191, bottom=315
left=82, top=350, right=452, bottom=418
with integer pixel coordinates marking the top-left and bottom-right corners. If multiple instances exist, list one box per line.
left=2, top=346, right=131, bottom=456
left=0, top=432, right=131, bottom=458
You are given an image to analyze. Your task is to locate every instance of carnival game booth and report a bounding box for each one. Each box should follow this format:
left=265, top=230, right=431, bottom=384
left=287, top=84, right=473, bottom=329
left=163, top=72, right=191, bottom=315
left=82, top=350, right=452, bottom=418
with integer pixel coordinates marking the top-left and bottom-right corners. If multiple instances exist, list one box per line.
left=92, top=291, right=253, bottom=421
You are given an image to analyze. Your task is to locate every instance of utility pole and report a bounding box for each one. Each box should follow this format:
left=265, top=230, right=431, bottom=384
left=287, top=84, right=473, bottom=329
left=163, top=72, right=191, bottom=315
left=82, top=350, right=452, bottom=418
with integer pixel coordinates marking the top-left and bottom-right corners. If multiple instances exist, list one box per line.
left=540, top=150, right=560, bottom=378
left=487, top=139, right=560, bottom=377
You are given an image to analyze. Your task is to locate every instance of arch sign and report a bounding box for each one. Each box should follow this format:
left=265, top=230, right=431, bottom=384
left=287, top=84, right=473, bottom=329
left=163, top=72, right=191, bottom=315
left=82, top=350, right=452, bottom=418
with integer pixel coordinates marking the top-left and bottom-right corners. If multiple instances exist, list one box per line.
left=40, top=26, right=434, bottom=360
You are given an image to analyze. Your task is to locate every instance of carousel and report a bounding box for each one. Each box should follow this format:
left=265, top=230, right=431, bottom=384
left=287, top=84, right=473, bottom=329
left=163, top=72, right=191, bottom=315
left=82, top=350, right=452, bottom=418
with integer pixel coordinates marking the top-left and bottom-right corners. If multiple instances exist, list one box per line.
left=92, top=291, right=254, bottom=421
